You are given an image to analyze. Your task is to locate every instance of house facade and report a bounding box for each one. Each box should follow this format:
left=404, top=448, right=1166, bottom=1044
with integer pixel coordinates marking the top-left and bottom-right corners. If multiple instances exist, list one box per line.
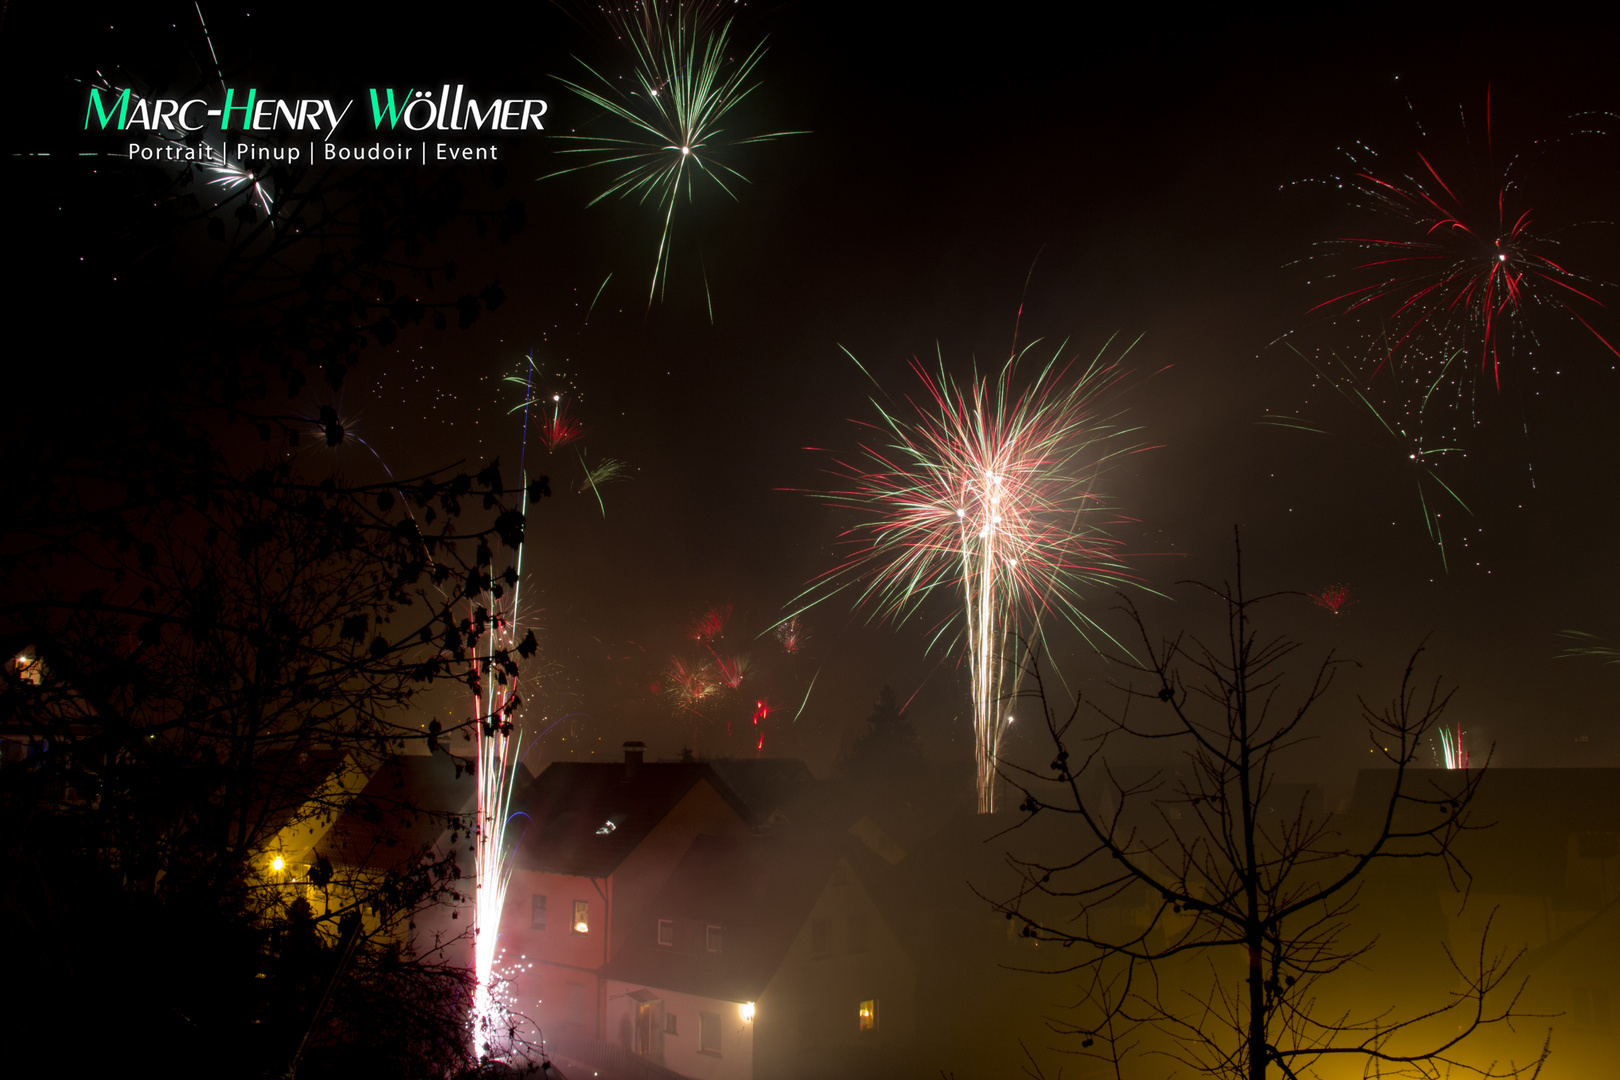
left=497, top=743, right=757, bottom=1047
left=603, top=834, right=915, bottom=1080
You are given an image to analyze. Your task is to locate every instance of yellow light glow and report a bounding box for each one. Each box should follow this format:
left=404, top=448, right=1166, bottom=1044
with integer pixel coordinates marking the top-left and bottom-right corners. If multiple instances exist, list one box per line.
left=574, top=921, right=589, bottom=934
left=271, top=855, right=285, bottom=872
left=741, top=1002, right=755, bottom=1021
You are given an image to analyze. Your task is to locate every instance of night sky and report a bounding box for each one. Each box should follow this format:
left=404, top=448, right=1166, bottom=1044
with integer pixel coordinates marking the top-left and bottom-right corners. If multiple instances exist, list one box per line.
left=10, top=1, right=1620, bottom=805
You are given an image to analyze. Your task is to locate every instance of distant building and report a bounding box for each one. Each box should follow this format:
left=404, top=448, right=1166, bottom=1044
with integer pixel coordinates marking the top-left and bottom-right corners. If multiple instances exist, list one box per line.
left=1346, top=767, right=1620, bottom=1076
left=308, top=751, right=480, bottom=951
left=499, top=741, right=756, bottom=1046
left=603, top=833, right=915, bottom=1080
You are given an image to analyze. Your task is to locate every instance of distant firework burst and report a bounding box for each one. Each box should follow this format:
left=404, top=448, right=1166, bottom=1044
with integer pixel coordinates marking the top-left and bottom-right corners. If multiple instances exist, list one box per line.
left=507, top=357, right=584, bottom=452
left=665, top=656, right=720, bottom=714
left=1310, top=584, right=1355, bottom=614
left=1309, top=92, right=1619, bottom=397
left=1436, top=721, right=1470, bottom=770
left=803, top=338, right=1143, bottom=813
left=687, top=604, right=732, bottom=645
left=506, top=354, right=630, bottom=514
left=547, top=0, right=800, bottom=308
left=774, top=615, right=807, bottom=655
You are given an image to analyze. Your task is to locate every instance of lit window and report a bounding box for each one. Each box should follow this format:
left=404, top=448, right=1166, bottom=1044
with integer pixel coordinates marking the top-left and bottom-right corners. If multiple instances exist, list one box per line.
left=858, top=999, right=878, bottom=1032
left=657, top=919, right=675, bottom=946
left=12, top=652, right=42, bottom=685
left=573, top=900, right=590, bottom=934
left=740, top=1001, right=755, bottom=1021
left=699, top=1010, right=722, bottom=1055
left=531, top=894, right=547, bottom=930
left=706, top=924, right=723, bottom=953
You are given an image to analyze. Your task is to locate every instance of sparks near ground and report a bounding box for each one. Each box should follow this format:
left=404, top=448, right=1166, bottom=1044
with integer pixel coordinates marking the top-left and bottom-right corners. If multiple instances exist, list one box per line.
left=470, top=373, right=543, bottom=1060
left=800, top=338, right=1143, bottom=813
left=1437, top=720, right=1471, bottom=770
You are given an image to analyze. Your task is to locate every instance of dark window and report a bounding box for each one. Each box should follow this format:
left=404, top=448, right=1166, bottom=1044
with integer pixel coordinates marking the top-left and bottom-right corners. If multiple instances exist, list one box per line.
left=1574, top=988, right=1613, bottom=1027
left=705, top=924, right=723, bottom=952
left=567, top=981, right=586, bottom=1021
left=657, top=919, right=675, bottom=946
left=811, top=918, right=831, bottom=955
left=1578, top=832, right=1620, bottom=859
left=847, top=912, right=869, bottom=953
left=665, top=1012, right=678, bottom=1035
left=699, top=1010, right=722, bottom=1055
left=531, top=894, right=547, bottom=930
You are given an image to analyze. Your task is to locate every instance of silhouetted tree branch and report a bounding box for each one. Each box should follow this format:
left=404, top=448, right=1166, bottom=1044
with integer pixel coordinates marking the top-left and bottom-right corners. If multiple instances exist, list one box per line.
left=986, top=532, right=1548, bottom=1080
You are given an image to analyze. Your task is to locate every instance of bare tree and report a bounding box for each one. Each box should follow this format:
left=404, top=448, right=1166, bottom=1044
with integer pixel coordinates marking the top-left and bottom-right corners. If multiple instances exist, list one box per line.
left=991, top=537, right=1547, bottom=1080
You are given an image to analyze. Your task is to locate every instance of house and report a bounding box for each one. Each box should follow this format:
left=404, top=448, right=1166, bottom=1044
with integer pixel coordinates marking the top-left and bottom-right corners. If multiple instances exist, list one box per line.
left=1342, top=767, right=1620, bottom=1077
left=602, top=833, right=915, bottom=1080
left=306, top=750, right=480, bottom=951
left=498, top=741, right=757, bottom=1048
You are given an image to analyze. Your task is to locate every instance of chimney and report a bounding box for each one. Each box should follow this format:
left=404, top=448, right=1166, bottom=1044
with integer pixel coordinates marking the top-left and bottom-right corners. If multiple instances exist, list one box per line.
left=623, top=740, right=645, bottom=778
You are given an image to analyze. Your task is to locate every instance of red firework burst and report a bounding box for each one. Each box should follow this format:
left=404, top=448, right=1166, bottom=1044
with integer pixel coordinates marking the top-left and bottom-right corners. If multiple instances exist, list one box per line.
left=538, top=399, right=584, bottom=452
left=687, top=604, right=731, bottom=645
left=714, top=653, right=749, bottom=690
left=1310, top=584, right=1355, bottom=614
left=1315, top=93, right=1618, bottom=391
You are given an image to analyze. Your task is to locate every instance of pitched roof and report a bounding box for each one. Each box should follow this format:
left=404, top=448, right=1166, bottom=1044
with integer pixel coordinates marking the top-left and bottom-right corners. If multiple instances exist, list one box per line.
left=703, top=757, right=816, bottom=820
left=247, top=747, right=360, bottom=853
left=313, top=752, right=477, bottom=872
left=603, top=834, right=840, bottom=1002
left=511, top=761, right=754, bottom=879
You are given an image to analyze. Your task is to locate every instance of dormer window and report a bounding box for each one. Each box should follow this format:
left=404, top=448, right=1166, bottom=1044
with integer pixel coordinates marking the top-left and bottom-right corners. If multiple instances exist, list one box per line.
left=596, top=819, right=618, bottom=835
left=658, top=919, right=675, bottom=947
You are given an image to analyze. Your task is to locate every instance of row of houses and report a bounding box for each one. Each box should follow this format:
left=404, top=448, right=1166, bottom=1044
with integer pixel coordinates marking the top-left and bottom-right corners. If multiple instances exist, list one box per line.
left=135, top=728, right=1620, bottom=1080
left=245, top=739, right=919, bottom=1080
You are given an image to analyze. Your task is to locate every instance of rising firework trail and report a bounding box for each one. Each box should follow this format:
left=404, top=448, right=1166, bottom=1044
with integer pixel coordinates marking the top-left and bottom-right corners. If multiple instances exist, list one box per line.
left=469, top=371, right=540, bottom=1059
left=1436, top=721, right=1470, bottom=770
left=800, top=338, right=1143, bottom=813
left=546, top=1, right=801, bottom=308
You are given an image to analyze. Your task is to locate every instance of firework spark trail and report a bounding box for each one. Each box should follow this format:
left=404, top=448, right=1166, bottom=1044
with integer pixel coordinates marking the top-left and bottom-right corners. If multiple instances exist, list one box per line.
left=1275, top=342, right=1473, bottom=569
left=470, top=368, right=539, bottom=1059
left=714, top=653, right=748, bottom=690
left=547, top=1, right=802, bottom=306
left=80, top=9, right=276, bottom=220
left=1437, top=722, right=1470, bottom=769
left=800, top=338, right=1142, bottom=813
